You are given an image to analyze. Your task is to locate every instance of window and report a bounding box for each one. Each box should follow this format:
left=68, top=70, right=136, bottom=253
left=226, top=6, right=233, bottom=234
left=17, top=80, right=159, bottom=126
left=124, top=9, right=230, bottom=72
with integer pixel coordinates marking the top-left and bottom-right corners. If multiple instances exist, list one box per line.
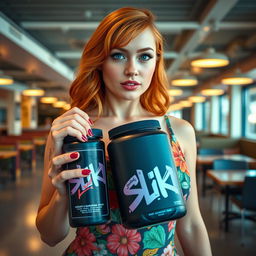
left=169, top=110, right=182, bottom=119
left=244, top=85, right=256, bottom=140
left=0, top=108, right=7, bottom=125
left=202, top=101, right=210, bottom=132
left=219, top=94, right=229, bottom=135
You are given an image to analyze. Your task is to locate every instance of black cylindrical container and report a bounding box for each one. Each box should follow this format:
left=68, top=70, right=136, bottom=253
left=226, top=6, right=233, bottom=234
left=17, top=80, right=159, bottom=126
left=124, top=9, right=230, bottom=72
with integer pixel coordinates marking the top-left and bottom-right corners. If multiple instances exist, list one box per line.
left=62, top=129, right=110, bottom=227
left=107, top=120, right=186, bottom=229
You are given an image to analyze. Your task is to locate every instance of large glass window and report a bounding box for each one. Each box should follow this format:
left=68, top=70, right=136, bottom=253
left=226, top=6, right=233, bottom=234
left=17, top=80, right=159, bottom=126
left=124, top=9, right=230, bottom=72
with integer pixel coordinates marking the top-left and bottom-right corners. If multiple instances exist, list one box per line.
left=169, top=110, right=182, bottom=119
left=202, top=101, right=210, bottom=132
left=244, top=85, right=256, bottom=140
left=219, top=94, right=229, bottom=135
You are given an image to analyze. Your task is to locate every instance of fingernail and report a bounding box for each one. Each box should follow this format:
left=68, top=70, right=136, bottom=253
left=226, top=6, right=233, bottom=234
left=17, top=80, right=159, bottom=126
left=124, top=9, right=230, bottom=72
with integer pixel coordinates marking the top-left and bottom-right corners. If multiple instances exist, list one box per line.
left=88, top=129, right=94, bottom=137
left=82, top=169, right=91, bottom=175
left=70, top=152, right=79, bottom=159
left=88, top=118, right=94, bottom=125
left=82, top=135, right=87, bottom=141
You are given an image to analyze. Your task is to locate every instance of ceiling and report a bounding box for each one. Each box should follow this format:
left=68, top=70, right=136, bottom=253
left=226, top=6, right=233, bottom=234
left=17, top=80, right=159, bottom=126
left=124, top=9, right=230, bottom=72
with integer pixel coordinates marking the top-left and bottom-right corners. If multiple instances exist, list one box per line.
left=0, top=0, right=256, bottom=103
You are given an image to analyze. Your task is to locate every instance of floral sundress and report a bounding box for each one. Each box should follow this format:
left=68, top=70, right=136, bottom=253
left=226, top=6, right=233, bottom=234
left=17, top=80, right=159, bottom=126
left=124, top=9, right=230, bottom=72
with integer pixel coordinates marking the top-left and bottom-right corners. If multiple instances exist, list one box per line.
left=63, top=115, right=191, bottom=256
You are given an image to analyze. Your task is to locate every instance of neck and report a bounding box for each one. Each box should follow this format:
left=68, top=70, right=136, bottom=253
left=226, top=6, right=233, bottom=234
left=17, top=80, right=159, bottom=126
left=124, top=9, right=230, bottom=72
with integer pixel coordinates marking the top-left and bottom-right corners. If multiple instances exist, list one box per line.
left=103, top=93, right=150, bottom=121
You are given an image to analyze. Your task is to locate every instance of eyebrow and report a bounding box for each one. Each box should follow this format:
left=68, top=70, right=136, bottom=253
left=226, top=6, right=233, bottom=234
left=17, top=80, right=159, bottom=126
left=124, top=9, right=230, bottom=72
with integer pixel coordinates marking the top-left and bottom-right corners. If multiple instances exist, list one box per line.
left=114, top=47, right=155, bottom=53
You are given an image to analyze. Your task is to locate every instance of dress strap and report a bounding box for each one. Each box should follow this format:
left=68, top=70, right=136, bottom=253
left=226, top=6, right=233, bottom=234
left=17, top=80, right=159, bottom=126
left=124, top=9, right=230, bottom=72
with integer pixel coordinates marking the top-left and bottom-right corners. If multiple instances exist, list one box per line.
left=164, top=115, right=175, bottom=141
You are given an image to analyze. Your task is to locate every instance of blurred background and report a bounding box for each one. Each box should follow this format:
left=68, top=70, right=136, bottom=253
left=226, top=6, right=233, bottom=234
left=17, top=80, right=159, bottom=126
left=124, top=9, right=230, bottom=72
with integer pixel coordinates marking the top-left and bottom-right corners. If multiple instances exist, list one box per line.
left=0, top=0, right=256, bottom=255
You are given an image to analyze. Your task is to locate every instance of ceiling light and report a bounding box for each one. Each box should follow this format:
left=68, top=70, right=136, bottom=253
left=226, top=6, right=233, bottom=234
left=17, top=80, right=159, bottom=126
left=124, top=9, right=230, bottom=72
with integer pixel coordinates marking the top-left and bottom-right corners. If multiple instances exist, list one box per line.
left=168, top=89, right=183, bottom=96
left=169, top=104, right=183, bottom=111
left=201, top=89, right=224, bottom=96
left=171, top=74, right=198, bottom=86
left=191, top=48, right=229, bottom=68
left=0, top=72, right=13, bottom=85
left=23, top=89, right=45, bottom=96
left=179, top=100, right=193, bottom=107
left=53, top=101, right=67, bottom=108
left=221, top=70, right=254, bottom=85
left=63, top=103, right=71, bottom=110
left=40, top=97, right=58, bottom=104
left=189, top=96, right=206, bottom=103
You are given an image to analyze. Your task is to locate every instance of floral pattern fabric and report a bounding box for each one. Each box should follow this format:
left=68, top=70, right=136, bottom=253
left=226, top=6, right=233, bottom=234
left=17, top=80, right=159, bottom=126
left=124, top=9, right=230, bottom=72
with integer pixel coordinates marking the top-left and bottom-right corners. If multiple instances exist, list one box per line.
left=63, top=115, right=191, bottom=256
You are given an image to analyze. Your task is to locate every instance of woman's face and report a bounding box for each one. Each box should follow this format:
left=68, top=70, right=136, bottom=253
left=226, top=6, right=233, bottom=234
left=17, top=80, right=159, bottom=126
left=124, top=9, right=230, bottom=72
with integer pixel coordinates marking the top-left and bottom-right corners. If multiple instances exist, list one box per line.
left=102, top=28, right=157, bottom=101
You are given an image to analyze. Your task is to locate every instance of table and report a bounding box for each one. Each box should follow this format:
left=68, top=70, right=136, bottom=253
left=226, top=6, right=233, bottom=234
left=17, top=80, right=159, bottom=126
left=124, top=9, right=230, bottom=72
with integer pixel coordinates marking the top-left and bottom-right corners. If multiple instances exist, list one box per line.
left=197, top=154, right=256, bottom=166
left=206, top=169, right=256, bottom=232
left=197, top=154, right=256, bottom=196
left=0, top=150, right=18, bottom=181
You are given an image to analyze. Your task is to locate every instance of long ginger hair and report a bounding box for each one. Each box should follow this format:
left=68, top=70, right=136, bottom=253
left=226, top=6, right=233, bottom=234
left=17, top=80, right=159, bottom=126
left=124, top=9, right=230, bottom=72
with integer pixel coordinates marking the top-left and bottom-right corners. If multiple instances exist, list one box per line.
left=69, top=7, right=170, bottom=117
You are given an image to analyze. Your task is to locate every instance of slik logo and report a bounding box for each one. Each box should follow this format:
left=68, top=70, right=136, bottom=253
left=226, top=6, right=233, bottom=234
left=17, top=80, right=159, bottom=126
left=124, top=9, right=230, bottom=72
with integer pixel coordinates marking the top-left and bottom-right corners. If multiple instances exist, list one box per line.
left=123, top=165, right=180, bottom=212
left=69, top=163, right=106, bottom=199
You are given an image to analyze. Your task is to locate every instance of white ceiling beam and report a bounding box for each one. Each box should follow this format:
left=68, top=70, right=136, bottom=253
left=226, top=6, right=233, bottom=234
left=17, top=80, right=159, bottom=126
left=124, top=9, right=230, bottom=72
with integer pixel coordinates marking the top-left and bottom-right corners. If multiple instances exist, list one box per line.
left=21, top=20, right=256, bottom=31
left=219, top=22, right=256, bottom=29
left=56, top=51, right=82, bottom=59
left=0, top=13, right=74, bottom=82
left=166, top=0, right=240, bottom=77
left=21, top=21, right=199, bottom=32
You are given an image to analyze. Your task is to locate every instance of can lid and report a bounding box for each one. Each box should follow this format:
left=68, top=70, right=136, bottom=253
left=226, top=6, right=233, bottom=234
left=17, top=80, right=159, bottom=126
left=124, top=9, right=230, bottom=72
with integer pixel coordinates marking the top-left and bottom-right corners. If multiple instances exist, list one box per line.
left=63, top=128, right=103, bottom=143
left=108, top=120, right=161, bottom=140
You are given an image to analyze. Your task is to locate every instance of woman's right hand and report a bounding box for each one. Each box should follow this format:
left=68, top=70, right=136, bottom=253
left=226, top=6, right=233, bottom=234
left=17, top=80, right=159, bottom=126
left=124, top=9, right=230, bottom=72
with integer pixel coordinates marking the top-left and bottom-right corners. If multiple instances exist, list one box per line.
left=48, top=107, right=94, bottom=196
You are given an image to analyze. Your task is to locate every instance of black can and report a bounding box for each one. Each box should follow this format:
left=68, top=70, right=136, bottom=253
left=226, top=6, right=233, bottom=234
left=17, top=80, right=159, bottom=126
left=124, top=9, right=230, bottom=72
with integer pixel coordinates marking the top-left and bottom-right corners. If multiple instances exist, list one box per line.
left=107, top=120, right=186, bottom=229
left=62, top=129, right=110, bottom=227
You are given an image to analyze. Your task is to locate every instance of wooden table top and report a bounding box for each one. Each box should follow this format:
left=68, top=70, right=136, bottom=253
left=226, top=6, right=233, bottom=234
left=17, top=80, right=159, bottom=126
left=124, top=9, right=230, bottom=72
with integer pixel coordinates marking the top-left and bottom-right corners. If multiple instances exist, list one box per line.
left=197, top=154, right=256, bottom=165
left=33, top=138, right=46, bottom=146
left=18, top=144, right=34, bottom=151
left=0, top=150, right=18, bottom=159
left=206, top=169, right=256, bottom=186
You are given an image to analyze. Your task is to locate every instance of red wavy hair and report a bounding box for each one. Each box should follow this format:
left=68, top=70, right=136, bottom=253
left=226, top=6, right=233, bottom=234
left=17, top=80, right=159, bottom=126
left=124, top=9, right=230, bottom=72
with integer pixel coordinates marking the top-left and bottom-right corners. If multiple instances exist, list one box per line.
left=69, top=7, right=170, bottom=117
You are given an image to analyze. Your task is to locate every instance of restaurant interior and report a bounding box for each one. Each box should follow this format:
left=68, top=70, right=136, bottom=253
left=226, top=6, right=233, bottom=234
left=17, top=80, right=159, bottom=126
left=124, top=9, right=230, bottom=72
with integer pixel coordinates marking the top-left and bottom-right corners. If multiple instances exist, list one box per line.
left=0, top=0, right=256, bottom=255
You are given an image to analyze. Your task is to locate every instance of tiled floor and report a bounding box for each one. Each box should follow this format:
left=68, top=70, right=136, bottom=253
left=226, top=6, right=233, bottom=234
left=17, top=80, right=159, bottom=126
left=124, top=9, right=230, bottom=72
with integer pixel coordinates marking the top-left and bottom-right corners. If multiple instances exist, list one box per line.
left=0, top=162, right=255, bottom=256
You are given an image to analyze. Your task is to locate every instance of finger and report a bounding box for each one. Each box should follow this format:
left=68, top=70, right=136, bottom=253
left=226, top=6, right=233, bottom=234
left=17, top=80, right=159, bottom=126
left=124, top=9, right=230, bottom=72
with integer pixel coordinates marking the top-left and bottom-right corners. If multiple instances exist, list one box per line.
left=53, top=112, right=92, bottom=131
left=52, top=168, right=91, bottom=188
left=54, top=107, right=93, bottom=126
left=49, top=151, right=80, bottom=178
left=52, top=151, right=80, bottom=166
left=52, top=126, right=85, bottom=144
left=58, top=119, right=88, bottom=138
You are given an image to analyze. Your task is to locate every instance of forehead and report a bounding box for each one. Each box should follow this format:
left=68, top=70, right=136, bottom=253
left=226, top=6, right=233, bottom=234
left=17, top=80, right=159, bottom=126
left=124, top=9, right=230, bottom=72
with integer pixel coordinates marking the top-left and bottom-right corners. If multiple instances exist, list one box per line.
left=115, top=28, right=156, bottom=51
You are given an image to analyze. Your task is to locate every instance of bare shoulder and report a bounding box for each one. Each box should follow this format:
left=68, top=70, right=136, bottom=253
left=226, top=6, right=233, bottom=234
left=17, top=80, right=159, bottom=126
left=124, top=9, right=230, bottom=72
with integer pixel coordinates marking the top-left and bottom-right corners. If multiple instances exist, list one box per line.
left=167, top=115, right=196, bottom=154
left=168, top=115, right=195, bottom=137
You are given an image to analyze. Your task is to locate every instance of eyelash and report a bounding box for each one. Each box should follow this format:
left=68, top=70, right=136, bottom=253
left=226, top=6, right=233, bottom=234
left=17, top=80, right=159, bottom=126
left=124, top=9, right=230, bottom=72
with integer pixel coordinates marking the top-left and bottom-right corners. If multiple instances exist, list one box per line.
left=110, top=52, right=153, bottom=62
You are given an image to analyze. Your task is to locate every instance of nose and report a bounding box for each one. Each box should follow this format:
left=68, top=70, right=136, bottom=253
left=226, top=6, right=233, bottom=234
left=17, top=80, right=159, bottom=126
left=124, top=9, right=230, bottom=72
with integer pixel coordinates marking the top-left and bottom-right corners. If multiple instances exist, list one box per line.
left=124, top=59, right=139, bottom=77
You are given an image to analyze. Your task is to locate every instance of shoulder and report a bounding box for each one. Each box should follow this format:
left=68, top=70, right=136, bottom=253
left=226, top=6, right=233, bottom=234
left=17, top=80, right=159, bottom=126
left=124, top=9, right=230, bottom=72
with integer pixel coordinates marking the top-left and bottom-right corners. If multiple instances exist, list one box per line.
left=167, top=115, right=195, bottom=137
left=166, top=115, right=196, bottom=154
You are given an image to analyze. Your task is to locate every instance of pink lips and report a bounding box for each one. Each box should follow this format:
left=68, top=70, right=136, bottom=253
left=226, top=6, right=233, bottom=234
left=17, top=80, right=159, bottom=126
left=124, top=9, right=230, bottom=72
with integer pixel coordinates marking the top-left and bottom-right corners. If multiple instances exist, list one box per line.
left=120, top=80, right=141, bottom=90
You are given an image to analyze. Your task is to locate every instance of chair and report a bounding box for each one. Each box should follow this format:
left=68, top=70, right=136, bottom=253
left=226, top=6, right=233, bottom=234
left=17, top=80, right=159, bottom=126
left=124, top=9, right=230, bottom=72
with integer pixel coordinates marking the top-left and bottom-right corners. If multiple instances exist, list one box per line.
left=198, top=148, right=223, bottom=155
left=213, top=159, right=249, bottom=170
left=198, top=148, right=223, bottom=196
left=231, top=174, right=256, bottom=244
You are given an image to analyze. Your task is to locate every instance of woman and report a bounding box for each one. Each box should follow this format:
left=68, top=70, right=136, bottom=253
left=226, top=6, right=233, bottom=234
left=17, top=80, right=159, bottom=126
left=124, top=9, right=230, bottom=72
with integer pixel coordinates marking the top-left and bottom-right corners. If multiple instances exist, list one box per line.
left=36, top=7, right=212, bottom=256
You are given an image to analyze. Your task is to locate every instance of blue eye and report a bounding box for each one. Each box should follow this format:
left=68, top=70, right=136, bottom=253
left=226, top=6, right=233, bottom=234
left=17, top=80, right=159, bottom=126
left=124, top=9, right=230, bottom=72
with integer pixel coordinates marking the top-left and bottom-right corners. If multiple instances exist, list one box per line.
left=111, top=52, right=126, bottom=61
left=139, top=54, right=153, bottom=62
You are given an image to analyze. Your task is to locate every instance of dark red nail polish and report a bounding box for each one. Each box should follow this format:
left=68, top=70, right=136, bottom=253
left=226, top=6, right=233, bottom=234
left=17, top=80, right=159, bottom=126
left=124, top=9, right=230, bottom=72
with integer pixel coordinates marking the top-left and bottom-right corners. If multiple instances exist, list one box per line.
left=88, top=129, right=94, bottom=137
left=88, top=118, right=94, bottom=125
left=82, top=135, right=87, bottom=141
left=70, top=152, right=79, bottom=159
left=82, top=169, right=91, bottom=175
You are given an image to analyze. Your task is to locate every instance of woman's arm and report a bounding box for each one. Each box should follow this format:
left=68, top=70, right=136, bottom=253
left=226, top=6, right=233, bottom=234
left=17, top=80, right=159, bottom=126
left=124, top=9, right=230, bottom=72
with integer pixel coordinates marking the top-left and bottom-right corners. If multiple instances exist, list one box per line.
left=36, top=107, right=93, bottom=246
left=172, top=118, right=212, bottom=256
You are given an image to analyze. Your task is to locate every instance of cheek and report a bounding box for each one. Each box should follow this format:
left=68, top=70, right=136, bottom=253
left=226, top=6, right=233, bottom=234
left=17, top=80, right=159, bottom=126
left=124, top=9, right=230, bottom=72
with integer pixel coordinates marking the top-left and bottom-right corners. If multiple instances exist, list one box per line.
left=144, top=63, right=156, bottom=82
left=103, top=63, right=121, bottom=83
